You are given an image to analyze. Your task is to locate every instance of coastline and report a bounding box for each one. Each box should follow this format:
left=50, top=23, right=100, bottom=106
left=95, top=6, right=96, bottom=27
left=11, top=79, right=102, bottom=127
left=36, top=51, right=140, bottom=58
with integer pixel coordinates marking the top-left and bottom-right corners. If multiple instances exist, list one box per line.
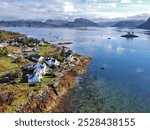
left=19, top=56, right=91, bottom=113
left=0, top=29, right=91, bottom=113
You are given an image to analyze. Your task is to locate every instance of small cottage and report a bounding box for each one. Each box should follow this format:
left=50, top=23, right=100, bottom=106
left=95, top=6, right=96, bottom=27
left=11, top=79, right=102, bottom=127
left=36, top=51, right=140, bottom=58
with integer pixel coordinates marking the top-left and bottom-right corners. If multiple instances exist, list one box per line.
left=10, top=42, right=19, bottom=46
left=0, top=43, right=8, bottom=47
left=38, top=41, right=45, bottom=46
left=66, top=55, right=74, bottom=62
left=22, top=48, right=38, bottom=52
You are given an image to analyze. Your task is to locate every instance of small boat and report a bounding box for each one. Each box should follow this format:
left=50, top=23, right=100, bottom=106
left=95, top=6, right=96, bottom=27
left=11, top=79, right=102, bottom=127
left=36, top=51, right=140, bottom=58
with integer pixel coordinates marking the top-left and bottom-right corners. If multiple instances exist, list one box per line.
left=121, top=32, right=139, bottom=38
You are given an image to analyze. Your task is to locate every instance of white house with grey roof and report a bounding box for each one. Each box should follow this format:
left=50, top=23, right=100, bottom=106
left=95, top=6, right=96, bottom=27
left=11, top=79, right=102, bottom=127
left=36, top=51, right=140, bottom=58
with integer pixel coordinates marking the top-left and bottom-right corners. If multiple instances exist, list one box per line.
left=27, top=63, right=47, bottom=83
left=45, top=57, right=60, bottom=67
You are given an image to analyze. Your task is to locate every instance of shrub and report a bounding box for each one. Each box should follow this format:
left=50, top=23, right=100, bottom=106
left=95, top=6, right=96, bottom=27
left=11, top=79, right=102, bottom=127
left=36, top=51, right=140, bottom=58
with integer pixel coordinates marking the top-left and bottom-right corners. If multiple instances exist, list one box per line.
left=0, top=47, right=8, bottom=57
left=14, top=57, right=25, bottom=64
left=9, top=69, right=23, bottom=79
left=14, top=78, right=21, bottom=83
left=53, top=54, right=65, bottom=62
left=66, top=50, right=73, bottom=57
left=0, top=31, right=7, bottom=42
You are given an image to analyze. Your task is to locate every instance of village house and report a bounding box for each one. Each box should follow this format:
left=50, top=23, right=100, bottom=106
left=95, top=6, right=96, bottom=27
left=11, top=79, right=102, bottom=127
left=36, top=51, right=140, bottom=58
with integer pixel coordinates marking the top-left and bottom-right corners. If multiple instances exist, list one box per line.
left=7, top=53, right=23, bottom=59
left=10, top=41, right=20, bottom=46
left=66, top=55, right=74, bottom=62
left=22, top=47, right=38, bottom=52
left=27, top=63, right=47, bottom=83
left=33, top=63, right=47, bottom=75
left=27, top=41, right=45, bottom=47
left=45, top=57, right=60, bottom=67
left=30, top=54, right=44, bottom=62
left=38, top=41, right=45, bottom=46
left=0, top=42, right=8, bottom=47
left=28, top=43, right=37, bottom=47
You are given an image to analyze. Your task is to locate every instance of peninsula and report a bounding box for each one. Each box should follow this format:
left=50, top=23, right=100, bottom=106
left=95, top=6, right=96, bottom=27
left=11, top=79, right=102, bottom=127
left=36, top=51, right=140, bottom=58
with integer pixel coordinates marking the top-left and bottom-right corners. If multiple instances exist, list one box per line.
left=0, top=30, right=91, bottom=112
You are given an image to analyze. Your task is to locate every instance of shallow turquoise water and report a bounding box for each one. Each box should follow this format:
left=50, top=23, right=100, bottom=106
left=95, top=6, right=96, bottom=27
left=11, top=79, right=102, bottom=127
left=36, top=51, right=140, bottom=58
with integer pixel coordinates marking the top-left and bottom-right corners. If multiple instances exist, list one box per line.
left=1, top=27, right=150, bottom=112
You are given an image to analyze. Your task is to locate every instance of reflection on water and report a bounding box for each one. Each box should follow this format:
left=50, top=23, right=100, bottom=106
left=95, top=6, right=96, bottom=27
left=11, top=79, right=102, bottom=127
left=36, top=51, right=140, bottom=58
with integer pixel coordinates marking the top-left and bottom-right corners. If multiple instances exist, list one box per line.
left=1, top=27, right=150, bottom=112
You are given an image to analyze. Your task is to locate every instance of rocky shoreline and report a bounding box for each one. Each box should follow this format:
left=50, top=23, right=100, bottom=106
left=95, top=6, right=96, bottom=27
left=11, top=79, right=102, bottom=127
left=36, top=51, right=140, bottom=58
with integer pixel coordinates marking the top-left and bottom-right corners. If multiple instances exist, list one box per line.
left=19, top=56, right=91, bottom=113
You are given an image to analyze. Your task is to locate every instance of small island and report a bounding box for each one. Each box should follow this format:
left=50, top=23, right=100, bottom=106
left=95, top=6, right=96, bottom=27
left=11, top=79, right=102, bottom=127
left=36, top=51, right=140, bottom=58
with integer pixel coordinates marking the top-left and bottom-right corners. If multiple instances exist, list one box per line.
left=121, top=32, right=139, bottom=38
left=0, top=30, right=91, bottom=113
left=57, top=42, right=73, bottom=46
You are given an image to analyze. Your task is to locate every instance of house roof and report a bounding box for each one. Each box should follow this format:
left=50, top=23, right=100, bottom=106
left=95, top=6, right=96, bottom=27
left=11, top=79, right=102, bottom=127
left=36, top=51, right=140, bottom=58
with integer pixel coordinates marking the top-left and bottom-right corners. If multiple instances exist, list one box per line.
left=31, top=54, right=42, bottom=59
left=67, top=55, right=73, bottom=61
left=45, top=58, right=60, bottom=66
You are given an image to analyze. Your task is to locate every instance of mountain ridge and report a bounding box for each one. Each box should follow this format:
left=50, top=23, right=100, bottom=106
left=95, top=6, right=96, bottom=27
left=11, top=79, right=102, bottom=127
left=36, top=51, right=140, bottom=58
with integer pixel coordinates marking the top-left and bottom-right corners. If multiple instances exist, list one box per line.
left=112, top=20, right=145, bottom=28
left=138, top=17, right=150, bottom=29
left=0, top=18, right=99, bottom=27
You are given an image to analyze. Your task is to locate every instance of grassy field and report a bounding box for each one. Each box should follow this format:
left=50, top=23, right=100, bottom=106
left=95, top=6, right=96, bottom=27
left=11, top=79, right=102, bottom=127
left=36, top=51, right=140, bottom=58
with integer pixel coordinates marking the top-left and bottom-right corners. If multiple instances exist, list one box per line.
left=37, top=45, right=62, bottom=56
left=6, top=46, right=21, bottom=53
left=22, top=44, right=59, bottom=58
left=0, top=57, right=19, bottom=76
left=0, top=56, right=30, bottom=77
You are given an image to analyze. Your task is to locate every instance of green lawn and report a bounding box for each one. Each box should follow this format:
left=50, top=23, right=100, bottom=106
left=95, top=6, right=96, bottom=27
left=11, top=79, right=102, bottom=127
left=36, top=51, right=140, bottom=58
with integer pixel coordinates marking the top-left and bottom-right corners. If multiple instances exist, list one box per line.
left=6, top=46, right=21, bottom=53
left=0, top=57, right=19, bottom=76
left=0, top=56, right=30, bottom=76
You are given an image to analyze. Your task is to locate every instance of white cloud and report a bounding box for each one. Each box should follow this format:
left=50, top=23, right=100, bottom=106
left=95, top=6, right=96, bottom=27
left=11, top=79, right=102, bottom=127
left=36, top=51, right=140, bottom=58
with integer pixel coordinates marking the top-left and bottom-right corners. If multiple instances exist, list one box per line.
left=0, top=0, right=149, bottom=20
left=98, top=3, right=117, bottom=8
left=64, top=2, right=77, bottom=13
left=120, top=0, right=133, bottom=4
left=138, top=0, right=143, bottom=4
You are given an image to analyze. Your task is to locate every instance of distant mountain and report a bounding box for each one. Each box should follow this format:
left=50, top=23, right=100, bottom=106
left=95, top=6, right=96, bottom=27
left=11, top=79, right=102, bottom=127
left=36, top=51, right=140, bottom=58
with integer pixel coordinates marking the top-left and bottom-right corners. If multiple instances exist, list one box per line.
left=0, top=20, right=48, bottom=27
left=45, top=19, right=68, bottom=26
left=0, top=18, right=99, bottom=27
left=97, top=21, right=118, bottom=27
left=64, top=18, right=99, bottom=27
left=112, top=20, right=145, bottom=28
left=138, top=17, right=150, bottom=29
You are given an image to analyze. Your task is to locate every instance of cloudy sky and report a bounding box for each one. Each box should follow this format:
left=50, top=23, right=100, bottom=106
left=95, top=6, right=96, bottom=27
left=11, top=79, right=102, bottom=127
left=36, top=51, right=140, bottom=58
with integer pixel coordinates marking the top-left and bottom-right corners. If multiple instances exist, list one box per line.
left=0, top=0, right=150, bottom=21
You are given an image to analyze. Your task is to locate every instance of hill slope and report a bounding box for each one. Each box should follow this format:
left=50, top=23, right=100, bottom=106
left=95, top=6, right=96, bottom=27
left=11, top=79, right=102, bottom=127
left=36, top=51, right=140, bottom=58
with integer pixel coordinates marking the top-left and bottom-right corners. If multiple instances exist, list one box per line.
left=138, top=17, right=150, bottom=29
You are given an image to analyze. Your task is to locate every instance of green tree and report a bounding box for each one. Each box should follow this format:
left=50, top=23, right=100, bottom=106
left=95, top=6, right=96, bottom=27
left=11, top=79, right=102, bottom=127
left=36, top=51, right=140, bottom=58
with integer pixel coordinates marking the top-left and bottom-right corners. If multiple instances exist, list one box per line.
left=66, top=50, right=73, bottom=57
left=0, top=47, right=8, bottom=57
left=14, top=78, right=21, bottom=84
left=14, top=57, right=25, bottom=64
left=61, top=46, right=66, bottom=57
left=9, top=69, right=23, bottom=83
left=9, top=69, right=23, bottom=79
left=0, top=31, right=7, bottom=42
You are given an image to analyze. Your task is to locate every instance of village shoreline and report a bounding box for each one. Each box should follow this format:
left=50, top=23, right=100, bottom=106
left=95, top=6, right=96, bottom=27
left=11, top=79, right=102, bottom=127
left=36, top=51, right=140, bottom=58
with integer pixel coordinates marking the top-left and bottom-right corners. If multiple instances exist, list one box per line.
left=0, top=30, right=91, bottom=113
